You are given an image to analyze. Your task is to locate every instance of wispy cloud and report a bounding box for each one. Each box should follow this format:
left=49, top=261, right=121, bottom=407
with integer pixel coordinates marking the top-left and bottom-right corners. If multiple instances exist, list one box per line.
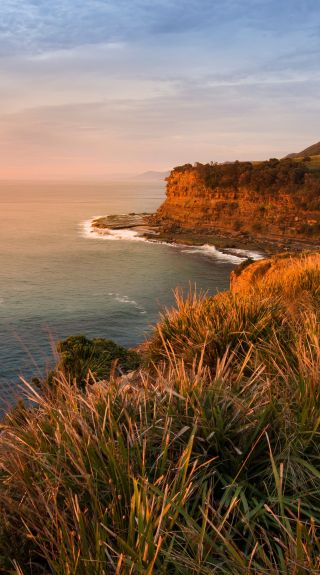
left=0, top=0, right=319, bottom=177
left=1, top=0, right=319, bottom=55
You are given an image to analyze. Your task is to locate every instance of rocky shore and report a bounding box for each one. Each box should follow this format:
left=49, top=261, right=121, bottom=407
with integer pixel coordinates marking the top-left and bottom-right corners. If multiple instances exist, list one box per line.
left=91, top=158, right=320, bottom=256
left=90, top=212, right=319, bottom=257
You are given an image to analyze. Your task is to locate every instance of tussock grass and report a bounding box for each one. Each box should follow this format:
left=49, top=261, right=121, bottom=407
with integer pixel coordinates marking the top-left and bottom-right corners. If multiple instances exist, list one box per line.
left=148, top=253, right=320, bottom=369
left=1, top=252, right=320, bottom=574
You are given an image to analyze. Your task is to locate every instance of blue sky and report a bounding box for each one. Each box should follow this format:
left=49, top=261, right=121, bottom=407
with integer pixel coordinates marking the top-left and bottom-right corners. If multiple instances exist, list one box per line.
left=0, top=0, right=319, bottom=178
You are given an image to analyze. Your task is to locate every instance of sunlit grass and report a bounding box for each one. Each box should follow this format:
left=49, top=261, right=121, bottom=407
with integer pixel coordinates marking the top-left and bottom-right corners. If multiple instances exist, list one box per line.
left=294, top=154, right=320, bottom=171
left=1, top=252, right=320, bottom=574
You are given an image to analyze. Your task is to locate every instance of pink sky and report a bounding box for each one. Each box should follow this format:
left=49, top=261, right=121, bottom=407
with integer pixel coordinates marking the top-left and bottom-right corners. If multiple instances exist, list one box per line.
left=0, top=1, right=319, bottom=179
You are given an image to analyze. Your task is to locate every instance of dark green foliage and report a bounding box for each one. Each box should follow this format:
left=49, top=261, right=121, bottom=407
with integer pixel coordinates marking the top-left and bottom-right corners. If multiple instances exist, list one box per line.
left=49, top=335, right=140, bottom=389
left=232, top=257, right=254, bottom=277
left=298, top=222, right=320, bottom=235
left=171, top=158, right=320, bottom=207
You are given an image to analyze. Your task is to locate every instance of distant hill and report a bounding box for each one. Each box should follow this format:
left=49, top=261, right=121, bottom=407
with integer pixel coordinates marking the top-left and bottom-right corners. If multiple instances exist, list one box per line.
left=135, top=170, right=170, bottom=181
left=286, top=141, right=320, bottom=158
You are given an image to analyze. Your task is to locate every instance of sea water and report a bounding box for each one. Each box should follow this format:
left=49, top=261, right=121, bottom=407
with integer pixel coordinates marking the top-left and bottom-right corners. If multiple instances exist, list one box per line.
left=0, top=180, right=261, bottom=412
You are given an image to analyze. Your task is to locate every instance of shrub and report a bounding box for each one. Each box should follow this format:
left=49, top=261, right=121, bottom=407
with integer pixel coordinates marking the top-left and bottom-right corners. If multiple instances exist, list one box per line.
left=169, top=158, right=320, bottom=210
left=251, top=221, right=263, bottom=232
left=232, top=219, right=242, bottom=231
left=38, top=335, right=141, bottom=391
left=232, top=257, right=254, bottom=277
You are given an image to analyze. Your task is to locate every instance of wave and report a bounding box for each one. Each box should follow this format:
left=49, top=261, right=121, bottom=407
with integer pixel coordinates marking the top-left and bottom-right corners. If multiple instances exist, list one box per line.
left=177, top=244, right=263, bottom=263
left=81, top=218, right=264, bottom=264
left=181, top=244, right=247, bottom=264
left=223, top=247, right=264, bottom=261
left=108, top=292, right=147, bottom=314
left=81, top=218, right=146, bottom=242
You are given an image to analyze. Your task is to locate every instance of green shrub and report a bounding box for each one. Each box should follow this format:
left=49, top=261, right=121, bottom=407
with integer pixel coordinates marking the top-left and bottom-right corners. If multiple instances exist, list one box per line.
left=40, top=335, right=141, bottom=390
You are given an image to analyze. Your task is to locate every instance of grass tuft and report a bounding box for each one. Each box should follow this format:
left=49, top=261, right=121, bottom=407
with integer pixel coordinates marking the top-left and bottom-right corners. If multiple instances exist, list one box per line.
left=1, top=252, right=320, bottom=573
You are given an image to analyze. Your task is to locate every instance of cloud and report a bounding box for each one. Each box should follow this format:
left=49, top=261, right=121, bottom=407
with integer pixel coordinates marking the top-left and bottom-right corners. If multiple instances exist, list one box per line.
left=0, top=64, right=318, bottom=177
left=0, top=0, right=319, bottom=177
left=0, top=1, right=118, bottom=55
left=1, top=0, right=319, bottom=56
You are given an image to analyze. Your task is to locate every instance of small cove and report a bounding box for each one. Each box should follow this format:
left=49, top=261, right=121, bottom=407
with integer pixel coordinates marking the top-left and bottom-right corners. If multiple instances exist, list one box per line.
left=0, top=179, right=261, bottom=412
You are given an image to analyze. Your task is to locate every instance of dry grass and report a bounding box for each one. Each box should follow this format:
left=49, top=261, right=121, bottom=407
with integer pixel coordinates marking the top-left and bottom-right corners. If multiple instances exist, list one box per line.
left=1, top=252, right=320, bottom=574
left=148, top=253, right=320, bottom=369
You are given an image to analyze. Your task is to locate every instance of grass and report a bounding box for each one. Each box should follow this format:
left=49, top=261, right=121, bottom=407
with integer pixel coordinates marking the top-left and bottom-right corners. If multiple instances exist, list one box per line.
left=148, top=252, right=320, bottom=366
left=0, top=252, right=320, bottom=574
left=294, top=155, right=320, bottom=172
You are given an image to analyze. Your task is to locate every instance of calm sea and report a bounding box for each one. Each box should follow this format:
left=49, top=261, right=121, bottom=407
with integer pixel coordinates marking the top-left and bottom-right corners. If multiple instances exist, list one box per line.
left=0, top=180, right=257, bottom=412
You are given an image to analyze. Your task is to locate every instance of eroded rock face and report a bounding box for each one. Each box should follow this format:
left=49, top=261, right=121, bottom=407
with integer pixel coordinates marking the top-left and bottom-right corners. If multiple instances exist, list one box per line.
left=153, top=161, right=320, bottom=241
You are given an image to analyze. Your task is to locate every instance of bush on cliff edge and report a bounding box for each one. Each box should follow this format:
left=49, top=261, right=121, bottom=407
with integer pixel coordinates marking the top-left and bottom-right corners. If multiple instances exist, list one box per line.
left=35, top=335, right=141, bottom=391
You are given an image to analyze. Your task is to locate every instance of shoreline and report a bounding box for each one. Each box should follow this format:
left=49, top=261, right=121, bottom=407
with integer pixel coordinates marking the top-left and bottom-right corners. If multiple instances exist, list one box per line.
left=89, top=213, right=320, bottom=258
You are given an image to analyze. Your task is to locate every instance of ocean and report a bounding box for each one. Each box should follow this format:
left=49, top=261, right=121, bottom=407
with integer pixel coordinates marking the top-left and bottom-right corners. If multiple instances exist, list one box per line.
left=0, top=180, right=260, bottom=413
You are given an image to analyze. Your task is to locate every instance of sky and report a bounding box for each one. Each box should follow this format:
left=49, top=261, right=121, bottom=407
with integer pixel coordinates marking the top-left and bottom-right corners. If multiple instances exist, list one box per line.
left=0, top=0, right=319, bottom=179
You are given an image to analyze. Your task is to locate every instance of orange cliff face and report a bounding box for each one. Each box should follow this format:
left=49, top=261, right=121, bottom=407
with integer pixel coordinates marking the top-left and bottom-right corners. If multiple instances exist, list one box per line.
left=153, top=160, right=320, bottom=241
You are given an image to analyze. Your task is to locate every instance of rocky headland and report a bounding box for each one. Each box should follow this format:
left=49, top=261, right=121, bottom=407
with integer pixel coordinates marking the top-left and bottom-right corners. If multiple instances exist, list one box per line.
left=91, top=156, right=320, bottom=255
left=91, top=213, right=155, bottom=237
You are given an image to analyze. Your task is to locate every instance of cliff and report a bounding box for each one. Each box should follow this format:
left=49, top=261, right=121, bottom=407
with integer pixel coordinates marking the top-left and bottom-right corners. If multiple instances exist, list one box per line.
left=153, top=158, right=320, bottom=242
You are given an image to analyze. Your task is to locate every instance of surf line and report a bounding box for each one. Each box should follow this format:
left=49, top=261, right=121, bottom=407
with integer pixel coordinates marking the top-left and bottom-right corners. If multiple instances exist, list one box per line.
left=80, top=217, right=264, bottom=263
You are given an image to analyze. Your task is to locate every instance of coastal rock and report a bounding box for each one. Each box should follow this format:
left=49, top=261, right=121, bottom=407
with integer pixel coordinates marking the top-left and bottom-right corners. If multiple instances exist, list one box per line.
left=152, top=159, right=320, bottom=244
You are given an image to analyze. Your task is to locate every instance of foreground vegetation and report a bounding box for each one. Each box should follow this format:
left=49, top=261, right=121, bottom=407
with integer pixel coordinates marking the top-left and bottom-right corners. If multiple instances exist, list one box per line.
left=1, top=252, right=320, bottom=574
left=34, top=335, right=141, bottom=391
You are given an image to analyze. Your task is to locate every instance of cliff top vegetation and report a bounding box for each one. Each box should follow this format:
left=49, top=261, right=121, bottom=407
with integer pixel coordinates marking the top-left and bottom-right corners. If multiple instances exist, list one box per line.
left=169, top=157, right=320, bottom=208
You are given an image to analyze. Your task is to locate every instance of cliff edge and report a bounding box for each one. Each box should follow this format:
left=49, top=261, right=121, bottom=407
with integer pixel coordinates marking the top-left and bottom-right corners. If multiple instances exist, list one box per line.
left=230, top=251, right=320, bottom=294
left=152, top=158, right=320, bottom=244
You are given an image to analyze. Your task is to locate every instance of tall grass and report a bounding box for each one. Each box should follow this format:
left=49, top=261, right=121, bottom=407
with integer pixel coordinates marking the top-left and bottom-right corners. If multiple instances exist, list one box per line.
left=148, top=253, right=320, bottom=370
left=0, top=252, right=320, bottom=574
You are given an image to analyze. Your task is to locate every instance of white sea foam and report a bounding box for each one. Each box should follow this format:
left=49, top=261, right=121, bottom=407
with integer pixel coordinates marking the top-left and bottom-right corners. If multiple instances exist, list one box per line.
left=81, top=218, right=264, bottom=264
left=81, top=218, right=146, bottom=242
left=108, top=292, right=146, bottom=314
left=182, top=244, right=241, bottom=264
left=115, top=295, right=138, bottom=305
left=182, top=244, right=263, bottom=264
left=224, top=248, right=264, bottom=261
